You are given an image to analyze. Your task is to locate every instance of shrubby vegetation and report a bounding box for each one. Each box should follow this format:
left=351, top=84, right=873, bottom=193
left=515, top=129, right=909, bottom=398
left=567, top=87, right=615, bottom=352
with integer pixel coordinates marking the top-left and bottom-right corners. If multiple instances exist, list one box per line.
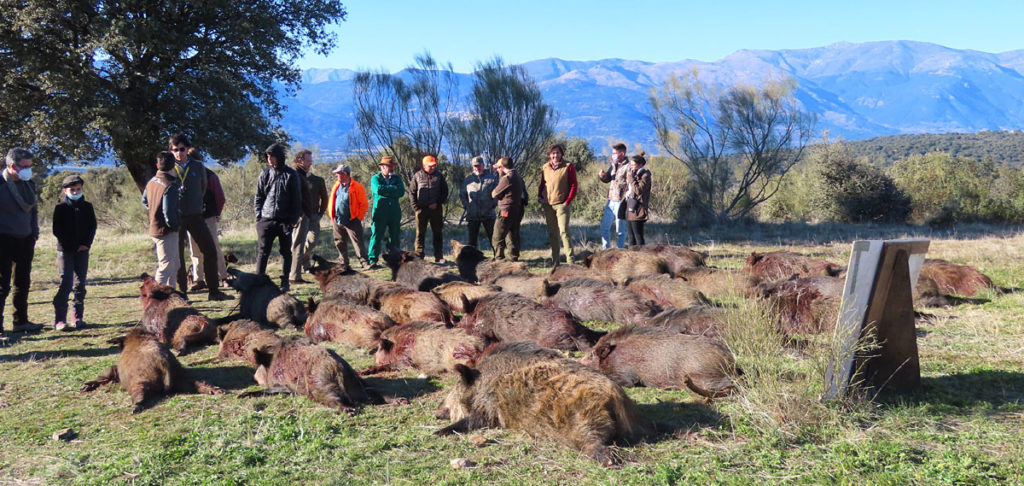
left=845, top=130, right=1024, bottom=168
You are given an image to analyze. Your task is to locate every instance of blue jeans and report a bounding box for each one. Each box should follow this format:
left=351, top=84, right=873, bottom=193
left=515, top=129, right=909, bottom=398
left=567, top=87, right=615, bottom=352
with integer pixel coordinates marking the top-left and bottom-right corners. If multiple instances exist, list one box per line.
left=600, top=201, right=626, bottom=249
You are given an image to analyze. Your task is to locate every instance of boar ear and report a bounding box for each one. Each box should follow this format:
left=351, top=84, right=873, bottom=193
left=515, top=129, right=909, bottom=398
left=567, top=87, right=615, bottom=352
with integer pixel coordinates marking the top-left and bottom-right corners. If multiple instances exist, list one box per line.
left=460, top=294, right=476, bottom=314
left=107, top=335, right=127, bottom=349
left=252, top=348, right=273, bottom=368
left=217, top=325, right=230, bottom=342
left=378, top=339, right=393, bottom=353
left=542, top=280, right=557, bottom=297
left=747, top=252, right=763, bottom=265
left=307, top=298, right=318, bottom=314
left=454, top=364, right=479, bottom=386
left=595, top=343, right=615, bottom=360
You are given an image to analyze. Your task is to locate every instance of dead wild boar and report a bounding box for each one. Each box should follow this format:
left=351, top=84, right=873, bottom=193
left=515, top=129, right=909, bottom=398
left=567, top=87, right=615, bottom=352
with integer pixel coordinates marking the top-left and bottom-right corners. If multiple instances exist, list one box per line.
left=625, top=274, right=711, bottom=309
left=384, top=250, right=463, bottom=291
left=431, top=281, right=501, bottom=314
left=914, top=273, right=950, bottom=307
left=138, top=274, right=217, bottom=354
left=643, top=306, right=727, bottom=339
left=370, top=282, right=453, bottom=325
left=81, top=328, right=224, bottom=413
left=309, top=255, right=379, bottom=305
left=546, top=263, right=608, bottom=283
left=451, top=240, right=531, bottom=284
left=580, top=326, right=740, bottom=399
left=629, top=244, right=707, bottom=274
left=435, top=341, right=648, bottom=466
left=580, top=248, right=673, bottom=285
left=920, top=259, right=995, bottom=297
left=756, top=275, right=844, bottom=335
left=304, top=296, right=396, bottom=350
left=362, top=321, right=485, bottom=375
left=227, top=268, right=307, bottom=329
left=460, top=292, right=603, bottom=351
left=542, top=278, right=661, bottom=326
left=215, top=319, right=282, bottom=365
left=491, top=274, right=549, bottom=299
left=675, top=267, right=762, bottom=300
left=241, top=335, right=384, bottom=413
left=742, top=251, right=844, bottom=281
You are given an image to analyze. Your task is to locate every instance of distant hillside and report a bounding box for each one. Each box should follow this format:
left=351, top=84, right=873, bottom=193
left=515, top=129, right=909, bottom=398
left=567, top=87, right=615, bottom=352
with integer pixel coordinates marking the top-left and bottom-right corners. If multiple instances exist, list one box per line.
left=282, top=40, right=1024, bottom=156
left=842, top=131, right=1024, bottom=167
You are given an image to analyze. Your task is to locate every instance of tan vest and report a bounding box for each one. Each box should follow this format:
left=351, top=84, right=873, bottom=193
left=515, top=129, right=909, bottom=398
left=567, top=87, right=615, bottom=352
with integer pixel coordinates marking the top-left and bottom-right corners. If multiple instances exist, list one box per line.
left=541, top=161, right=573, bottom=205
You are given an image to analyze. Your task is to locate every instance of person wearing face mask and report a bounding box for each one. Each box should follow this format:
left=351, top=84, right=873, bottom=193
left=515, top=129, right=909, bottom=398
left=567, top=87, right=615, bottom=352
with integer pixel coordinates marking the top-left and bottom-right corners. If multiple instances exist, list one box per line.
left=0, top=147, right=43, bottom=341
left=51, top=175, right=97, bottom=331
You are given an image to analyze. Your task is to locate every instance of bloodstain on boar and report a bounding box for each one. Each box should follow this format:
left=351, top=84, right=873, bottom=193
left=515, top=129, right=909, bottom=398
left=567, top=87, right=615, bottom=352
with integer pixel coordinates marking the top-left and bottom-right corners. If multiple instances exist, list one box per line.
left=542, top=278, right=661, bottom=326
left=580, top=248, right=673, bottom=285
left=625, top=274, right=711, bottom=309
left=920, top=259, right=995, bottom=297
left=362, top=321, right=485, bottom=375
left=241, top=335, right=384, bottom=413
left=304, top=296, right=396, bottom=350
left=435, top=342, right=649, bottom=466
left=451, top=240, right=531, bottom=284
left=370, top=283, right=453, bottom=326
left=81, top=328, right=224, bottom=413
left=580, top=326, right=740, bottom=399
left=743, top=251, right=843, bottom=281
left=216, top=319, right=282, bottom=365
left=138, top=274, right=217, bottom=354
left=431, top=281, right=501, bottom=314
left=384, top=250, right=463, bottom=291
left=756, top=276, right=844, bottom=335
left=460, top=292, right=603, bottom=351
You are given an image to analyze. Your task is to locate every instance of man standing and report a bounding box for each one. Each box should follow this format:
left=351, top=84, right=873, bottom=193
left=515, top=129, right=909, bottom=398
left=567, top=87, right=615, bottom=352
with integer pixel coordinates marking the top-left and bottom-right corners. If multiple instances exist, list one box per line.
left=168, top=134, right=231, bottom=301
left=411, top=155, right=449, bottom=263
left=538, top=143, right=578, bottom=266
left=288, top=150, right=314, bottom=284
left=254, top=143, right=303, bottom=291
left=187, top=164, right=227, bottom=291
left=0, top=148, right=43, bottom=340
left=490, top=157, right=525, bottom=262
left=143, top=152, right=181, bottom=289
left=367, top=156, right=404, bottom=269
left=327, top=164, right=370, bottom=270
left=291, top=150, right=328, bottom=281
left=598, top=143, right=629, bottom=249
left=459, top=156, right=497, bottom=251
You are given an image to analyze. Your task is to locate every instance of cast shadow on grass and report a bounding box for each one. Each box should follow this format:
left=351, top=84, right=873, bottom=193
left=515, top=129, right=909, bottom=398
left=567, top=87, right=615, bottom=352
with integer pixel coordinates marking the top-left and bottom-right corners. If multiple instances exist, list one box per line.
left=0, top=343, right=120, bottom=363
left=881, top=370, right=1024, bottom=410
left=190, top=364, right=261, bottom=392
left=362, top=375, right=441, bottom=401
left=636, top=399, right=725, bottom=443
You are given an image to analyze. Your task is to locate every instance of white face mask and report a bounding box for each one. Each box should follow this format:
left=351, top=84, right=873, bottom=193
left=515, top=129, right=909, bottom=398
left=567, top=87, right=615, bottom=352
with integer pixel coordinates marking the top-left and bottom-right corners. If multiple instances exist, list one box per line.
left=17, top=168, right=32, bottom=181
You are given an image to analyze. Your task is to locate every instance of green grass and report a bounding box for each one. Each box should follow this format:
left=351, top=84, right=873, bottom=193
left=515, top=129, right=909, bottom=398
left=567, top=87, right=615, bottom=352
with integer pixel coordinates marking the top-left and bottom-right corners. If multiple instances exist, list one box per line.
left=2, top=222, right=1023, bottom=484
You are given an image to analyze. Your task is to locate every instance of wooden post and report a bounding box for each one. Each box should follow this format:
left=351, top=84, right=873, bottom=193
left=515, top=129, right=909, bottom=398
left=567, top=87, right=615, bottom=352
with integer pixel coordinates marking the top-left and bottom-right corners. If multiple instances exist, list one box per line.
left=824, top=239, right=930, bottom=400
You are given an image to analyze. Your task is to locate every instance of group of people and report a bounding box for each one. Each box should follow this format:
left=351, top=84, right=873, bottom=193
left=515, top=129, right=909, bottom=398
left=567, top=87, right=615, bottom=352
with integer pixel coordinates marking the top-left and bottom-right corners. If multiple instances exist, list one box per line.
left=0, top=138, right=653, bottom=342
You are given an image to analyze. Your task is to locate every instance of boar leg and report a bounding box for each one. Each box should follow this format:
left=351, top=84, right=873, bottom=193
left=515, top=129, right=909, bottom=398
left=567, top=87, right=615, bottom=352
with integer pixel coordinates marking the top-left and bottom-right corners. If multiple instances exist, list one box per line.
left=238, top=385, right=293, bottom=399
left=176, top=379, right=225, bottom=396
left=81, top=366, right=120, bottom=392
left=434, top=413, right=491, bottom=436
left=358, top=364, right=394, bottom=376
left=584, top=442, right=620, bottom=467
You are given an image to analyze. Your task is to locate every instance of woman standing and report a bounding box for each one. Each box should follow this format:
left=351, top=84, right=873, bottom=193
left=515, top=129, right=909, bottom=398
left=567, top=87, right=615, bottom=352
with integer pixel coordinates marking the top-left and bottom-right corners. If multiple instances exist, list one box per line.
left=625, top=152, right=652, bottom=246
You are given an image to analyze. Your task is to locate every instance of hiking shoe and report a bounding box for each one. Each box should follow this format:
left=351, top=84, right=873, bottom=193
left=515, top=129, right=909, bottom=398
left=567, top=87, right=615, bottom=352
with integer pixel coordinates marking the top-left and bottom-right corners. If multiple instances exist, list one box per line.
left=188, top=281, right=208, bottom=292
left=434, top=257, right=446, bottom=264
left=367, top=262, right=381, bottom=270
left=11, top=322, right=43, bottom=333
left=72, top=320, right=85, bottom=330
left=208, top=290, right=234, bottom=301
left=0, top=332, right=8, bottom=345
left=289, top=278, right=309, bottom=284
left=55, top=321, right=68, bottom=332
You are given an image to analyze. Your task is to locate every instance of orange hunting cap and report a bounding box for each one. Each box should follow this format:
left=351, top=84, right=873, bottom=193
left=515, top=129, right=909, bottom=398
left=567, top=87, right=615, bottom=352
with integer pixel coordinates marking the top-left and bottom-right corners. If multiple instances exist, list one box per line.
left=422, top=155, right=437, bottom=167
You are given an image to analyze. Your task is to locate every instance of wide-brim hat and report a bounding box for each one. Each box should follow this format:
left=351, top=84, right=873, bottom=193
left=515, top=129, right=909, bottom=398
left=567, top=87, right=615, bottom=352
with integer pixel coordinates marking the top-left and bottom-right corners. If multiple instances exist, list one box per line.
left=379, top=156, right=396, bottom=167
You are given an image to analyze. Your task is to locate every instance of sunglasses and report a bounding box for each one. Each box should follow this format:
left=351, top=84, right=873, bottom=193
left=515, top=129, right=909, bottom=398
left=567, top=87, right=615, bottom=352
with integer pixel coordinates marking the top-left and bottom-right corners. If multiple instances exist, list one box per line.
left=170, top=147, right=188, bottom=153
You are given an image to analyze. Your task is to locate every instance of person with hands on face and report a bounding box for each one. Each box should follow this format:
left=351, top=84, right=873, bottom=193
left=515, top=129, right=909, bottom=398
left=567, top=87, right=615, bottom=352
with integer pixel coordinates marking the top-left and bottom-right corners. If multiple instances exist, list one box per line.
left=625, top=152, right=652, bottom=246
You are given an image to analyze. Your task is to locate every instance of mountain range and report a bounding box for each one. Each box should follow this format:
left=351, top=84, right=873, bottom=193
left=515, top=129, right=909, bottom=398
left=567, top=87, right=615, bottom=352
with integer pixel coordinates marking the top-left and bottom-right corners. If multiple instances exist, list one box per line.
left=281, top=41, right=1024, bottom=156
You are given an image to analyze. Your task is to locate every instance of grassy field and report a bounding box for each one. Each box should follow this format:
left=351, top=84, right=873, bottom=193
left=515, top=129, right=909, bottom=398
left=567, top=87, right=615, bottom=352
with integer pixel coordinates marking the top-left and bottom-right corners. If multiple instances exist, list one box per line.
left=1, top=220, right=1022, bottom=485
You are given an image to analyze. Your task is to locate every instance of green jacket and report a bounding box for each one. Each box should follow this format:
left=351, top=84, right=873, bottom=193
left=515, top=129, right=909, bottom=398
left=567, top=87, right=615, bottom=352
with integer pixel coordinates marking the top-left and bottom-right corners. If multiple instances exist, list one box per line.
left=370, top=172, right=405, bottom=215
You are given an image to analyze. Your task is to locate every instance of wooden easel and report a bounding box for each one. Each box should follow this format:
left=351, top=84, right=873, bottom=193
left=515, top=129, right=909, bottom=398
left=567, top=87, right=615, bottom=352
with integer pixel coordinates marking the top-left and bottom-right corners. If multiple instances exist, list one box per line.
left=824, top=239, right=930, bottom=400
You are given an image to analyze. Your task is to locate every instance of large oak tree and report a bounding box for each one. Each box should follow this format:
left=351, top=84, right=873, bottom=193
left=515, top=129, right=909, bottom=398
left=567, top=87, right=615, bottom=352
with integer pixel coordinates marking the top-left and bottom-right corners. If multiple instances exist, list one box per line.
left=0, top=0, right=346, bottom=191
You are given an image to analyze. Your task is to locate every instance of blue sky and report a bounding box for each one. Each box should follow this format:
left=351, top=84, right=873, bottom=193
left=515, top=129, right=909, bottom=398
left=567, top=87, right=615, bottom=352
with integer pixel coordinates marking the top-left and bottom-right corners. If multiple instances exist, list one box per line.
left=300, top=0, right=1024, bottom=73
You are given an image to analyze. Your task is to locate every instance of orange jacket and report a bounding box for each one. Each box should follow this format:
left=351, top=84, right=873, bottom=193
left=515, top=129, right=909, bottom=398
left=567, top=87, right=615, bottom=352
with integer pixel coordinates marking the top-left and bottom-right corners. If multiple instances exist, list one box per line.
left=327, top=179, right=368, bottom=222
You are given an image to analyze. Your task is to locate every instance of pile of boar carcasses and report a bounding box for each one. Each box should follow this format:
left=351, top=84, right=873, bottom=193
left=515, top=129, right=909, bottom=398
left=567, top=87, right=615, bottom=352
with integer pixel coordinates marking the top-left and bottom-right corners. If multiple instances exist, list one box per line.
left=81, top=244, right=996, bottom=466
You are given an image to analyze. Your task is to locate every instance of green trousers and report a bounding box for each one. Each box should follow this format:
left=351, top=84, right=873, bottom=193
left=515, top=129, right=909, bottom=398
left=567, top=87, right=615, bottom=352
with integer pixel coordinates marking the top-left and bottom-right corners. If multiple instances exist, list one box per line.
left=368, top=205, right=401, bottom=263
left=542, top=202, right=573, bottom=264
